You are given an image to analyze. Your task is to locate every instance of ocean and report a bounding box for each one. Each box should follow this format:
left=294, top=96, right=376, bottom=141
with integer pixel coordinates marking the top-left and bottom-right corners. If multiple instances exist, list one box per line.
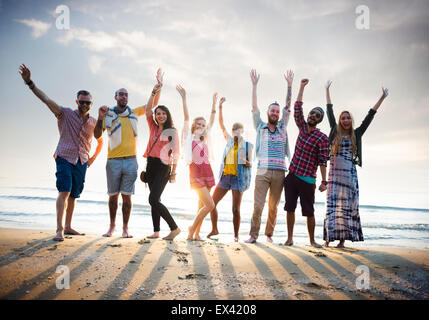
left=0, top=185, right=428, bottom=250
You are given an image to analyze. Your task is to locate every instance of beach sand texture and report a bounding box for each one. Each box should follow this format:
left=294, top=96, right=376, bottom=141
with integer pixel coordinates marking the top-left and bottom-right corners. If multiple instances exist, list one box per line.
left=0, top=228, right=428, bottom=300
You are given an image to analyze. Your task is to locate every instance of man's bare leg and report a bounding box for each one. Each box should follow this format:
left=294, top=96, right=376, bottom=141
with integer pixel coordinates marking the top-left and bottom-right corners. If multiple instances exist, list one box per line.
left=103, top=194, right=119, bottom=237
left=307, top=216, right=322, bottom=248
left=121, top=194, right=133, bottom=238
left=285, top=211, right=295, bottom=246
left=54, top=191, right=70, bottom=241
left=64, top=197, right=85, bottom=235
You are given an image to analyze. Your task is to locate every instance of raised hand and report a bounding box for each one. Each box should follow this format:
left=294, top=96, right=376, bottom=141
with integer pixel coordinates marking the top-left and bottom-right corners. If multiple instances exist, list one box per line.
left=152, top=83, right=162, bottom=96
left=284, top=70, right=294, bottom=87
left=98, top=106, right=109, bottom=119
left=382, top=87, right=389, bottom=98
left=19, top=64, right=31, bottom=83
left=300, top=79, right=309, bottom=87
left=156, top=68, right=164, bottom=86
left=213, top=92, right=218, bottom=104
left=176, top=85, right=186, bottom=99
left=219, top=97, right=226, bottom=107
left=326, top=80, right=332, bottom=89
left=250, top=69, right=260, bottom=86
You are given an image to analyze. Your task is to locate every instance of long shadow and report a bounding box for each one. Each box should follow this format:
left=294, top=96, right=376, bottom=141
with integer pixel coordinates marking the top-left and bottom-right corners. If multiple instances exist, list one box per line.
left=0, top=237, right=104, bottom=299
left=240, top=244, right=289, bottom=299
left=279, top=245, right=367, bottom=299
left=255, top=244, right=332, bottom=300
left=0, top=236, right=54, bottom=268
left=186, top=241, right=216, bottom=300
left=325, top=247, right=429, bottom=298
left=35, top=237, right=121, bottom=299
left=215, top=244, right=244, bottom=299
left=100, top=240, right=155, bottom=299
left=130, top=241, right=177, bottom=300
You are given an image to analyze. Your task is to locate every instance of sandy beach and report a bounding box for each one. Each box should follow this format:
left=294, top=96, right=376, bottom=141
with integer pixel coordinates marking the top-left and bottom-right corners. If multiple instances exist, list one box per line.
left=0, top=227, right=428, bottom=300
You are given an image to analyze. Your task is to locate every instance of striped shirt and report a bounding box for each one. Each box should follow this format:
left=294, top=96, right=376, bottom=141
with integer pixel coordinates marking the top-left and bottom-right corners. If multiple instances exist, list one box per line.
left=252, top=107, right=290, bottom=171
left=289, top=101, right=329, bottom=178
left=54, top=107, right=96, bottom=165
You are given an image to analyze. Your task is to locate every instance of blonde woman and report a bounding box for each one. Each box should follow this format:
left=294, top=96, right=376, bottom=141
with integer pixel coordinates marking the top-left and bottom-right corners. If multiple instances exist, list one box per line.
left=177, top=85, right=216, bottom=241
left=323, top=80, right=389, bottom=248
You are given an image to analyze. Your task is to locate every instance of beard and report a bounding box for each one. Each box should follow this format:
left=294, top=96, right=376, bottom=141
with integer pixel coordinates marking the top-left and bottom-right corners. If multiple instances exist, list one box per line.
left=307, top=118, right=318, bottom=127
left=117, top=101, right=127, bottom=108
left=268, top=117, right=278, bottom=125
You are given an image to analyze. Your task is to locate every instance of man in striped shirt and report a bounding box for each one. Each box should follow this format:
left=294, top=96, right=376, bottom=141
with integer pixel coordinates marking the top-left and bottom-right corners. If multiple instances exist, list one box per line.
left=19, top=64, right=101, bottom=242
left=284, top=78, right=329, bottom=248
left=245, top=69, right=293, bottom=244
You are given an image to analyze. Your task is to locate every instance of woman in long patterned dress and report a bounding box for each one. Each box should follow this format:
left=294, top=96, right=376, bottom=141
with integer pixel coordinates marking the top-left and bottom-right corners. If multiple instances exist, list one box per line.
left=323, top=80, right=389, bottom=248
left=177, top=85, right=216, bottom=241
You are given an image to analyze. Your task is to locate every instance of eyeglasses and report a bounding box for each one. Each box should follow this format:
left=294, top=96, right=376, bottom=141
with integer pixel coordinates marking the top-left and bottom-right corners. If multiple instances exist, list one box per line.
left=310, top=110, right=322, bottom=119
left=78, top=100, right=92, bottom=106
left=118, top=92, right=128, bottom=97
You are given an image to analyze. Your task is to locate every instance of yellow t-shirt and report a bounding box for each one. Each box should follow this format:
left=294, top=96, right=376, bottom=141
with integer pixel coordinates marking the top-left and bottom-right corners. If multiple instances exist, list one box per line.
left=103, top=106, right=145, bottom=158
left=223, top=140, right=242, bottom=176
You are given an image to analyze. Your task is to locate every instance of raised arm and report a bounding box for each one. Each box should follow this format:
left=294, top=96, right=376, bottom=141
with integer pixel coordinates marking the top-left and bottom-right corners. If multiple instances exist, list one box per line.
left=19, top=64, right=62, bottom=117
left=218, top=97, right=230, bottom=139
left=372, top=87, right=389, bottom=111
left=325, top=80, right=336, bottom=129
left=356, top=87, right=388, bottom=135
left=152, top=68, right=164, bottom=108
left=146, top=83, right=162, bottom=115
left=208, top=92, right=217, bottom=129
left=284, top=70, right=294, bottom=111
left=294, top=79, right=309, bottom=129
left=281, top=70, right=294, bottom=127
left=94, top=106, right=109, bottom=139
left=250, top=69, right=260, bottom=112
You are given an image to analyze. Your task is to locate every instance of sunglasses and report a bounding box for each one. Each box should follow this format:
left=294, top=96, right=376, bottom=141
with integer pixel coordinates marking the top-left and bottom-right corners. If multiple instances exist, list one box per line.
left=309, top=110, right=322, bottom=119
left=78, top=100, right=92, bottom=106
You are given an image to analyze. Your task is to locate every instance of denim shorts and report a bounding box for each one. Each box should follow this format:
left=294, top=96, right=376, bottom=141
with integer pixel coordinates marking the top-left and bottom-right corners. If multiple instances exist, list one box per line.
left=106, top=157, right=138, bottom=196
left=217, top=174, right=240, bottom=191
left=55, top=157, right=88, bottom=199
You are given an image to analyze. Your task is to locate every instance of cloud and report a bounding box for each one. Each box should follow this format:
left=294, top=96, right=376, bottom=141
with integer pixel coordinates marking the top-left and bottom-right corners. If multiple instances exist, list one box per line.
left=88, top=55, right=106, bottom=74
left=15, top=18, right=51, bottom=38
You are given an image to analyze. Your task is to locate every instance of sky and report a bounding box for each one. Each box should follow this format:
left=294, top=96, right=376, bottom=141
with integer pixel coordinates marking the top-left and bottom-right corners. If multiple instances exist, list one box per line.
left=0, top=0, right=428, bottom=209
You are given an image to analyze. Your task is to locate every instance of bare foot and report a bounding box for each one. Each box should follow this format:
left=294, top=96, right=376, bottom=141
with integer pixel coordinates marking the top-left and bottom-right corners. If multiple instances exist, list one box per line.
left=284, top=239, right=294, bottom=246
left=64, top=228, right=85, bottom=236
left=53, top=229, right=64, bottom=242
left=187, top=226, right=194, bottom=240
left=234, top=236, right=239, bottom=242
left=147, top=232, right=160, bottom=239
left=336, top=240, right=345, bottom=248
left=163, top=228, right=181, bottom=240
left=323, top=241, right=330, bottom=247
left=122, top=227, right=133, bottom=238
left=103, top=225, right=115, bottom=237
left=207, top=230, right=219, bottom=239
left=193, top=235, right=204, bottom=241
left=311, top=241, right=323, bottom=248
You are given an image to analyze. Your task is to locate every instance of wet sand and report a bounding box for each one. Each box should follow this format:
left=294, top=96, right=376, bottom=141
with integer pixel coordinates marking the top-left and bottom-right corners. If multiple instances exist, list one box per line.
left=0, top=228, right=428, bottom=300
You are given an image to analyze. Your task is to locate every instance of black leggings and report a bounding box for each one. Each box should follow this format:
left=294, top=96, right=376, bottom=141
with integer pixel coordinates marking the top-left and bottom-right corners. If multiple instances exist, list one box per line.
left=146, top=157, right=178, bottom=232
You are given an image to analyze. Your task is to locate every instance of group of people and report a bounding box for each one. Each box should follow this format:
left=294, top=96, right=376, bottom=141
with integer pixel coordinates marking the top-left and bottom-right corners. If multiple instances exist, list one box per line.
left=19, top=64, right=388, bottom=248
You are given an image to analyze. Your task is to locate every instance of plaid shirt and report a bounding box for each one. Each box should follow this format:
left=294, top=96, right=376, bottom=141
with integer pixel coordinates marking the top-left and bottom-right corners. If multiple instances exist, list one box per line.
left=54, top=107, right=96, bottom=165
left=289, top=101, right=328, bottom=178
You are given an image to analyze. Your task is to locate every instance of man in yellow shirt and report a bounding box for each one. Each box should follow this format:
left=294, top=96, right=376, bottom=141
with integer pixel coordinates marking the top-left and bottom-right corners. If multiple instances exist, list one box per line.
left=94, top=70, right=163, bottom=238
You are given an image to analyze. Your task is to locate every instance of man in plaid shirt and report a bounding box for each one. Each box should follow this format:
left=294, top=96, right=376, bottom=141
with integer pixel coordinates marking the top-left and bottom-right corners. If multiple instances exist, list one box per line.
left=19, top=64, right=101, bottom=242
left=284, top=78, right=328, bottom=248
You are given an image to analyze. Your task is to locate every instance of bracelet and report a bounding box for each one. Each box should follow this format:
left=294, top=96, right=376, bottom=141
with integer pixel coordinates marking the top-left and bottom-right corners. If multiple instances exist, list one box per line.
left=321, top=181, right=328, bottom=185
left=151, top=91, right=157, bottom=96
left=26, top=80, right=35, bottom=89
left=211, top=110, right=216, bottom=114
